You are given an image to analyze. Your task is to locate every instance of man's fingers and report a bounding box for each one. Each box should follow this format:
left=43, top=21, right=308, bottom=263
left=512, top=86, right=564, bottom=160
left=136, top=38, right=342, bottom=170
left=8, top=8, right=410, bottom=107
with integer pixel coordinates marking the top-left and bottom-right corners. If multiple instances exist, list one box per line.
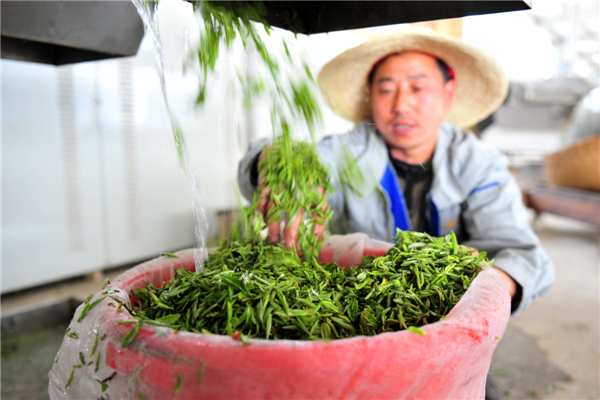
left=493, top=268, right=517, bottom=297
left=312, top=205, right=328, bottom=242
left=284, top=210, right=304, bottom=249
left=313, top=219, right=326, bottom=242
left=465, top=246, right=479, bottom=256
left=260, top=180, right=327, bottom=249
left=268, top=222, right=280, bottom=243
left=257, top=186, right=271, bottom=217
left=312, top=188, right=328, bottom=242
left=266, top=199, right=281, bottom=243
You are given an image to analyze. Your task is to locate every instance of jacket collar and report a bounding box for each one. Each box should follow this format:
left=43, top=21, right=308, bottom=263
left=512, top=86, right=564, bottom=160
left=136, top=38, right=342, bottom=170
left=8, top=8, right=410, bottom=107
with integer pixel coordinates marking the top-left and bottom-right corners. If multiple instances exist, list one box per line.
left=354, top=120, right=465, bottom=208
left=350, top=122, right=390, bottom=195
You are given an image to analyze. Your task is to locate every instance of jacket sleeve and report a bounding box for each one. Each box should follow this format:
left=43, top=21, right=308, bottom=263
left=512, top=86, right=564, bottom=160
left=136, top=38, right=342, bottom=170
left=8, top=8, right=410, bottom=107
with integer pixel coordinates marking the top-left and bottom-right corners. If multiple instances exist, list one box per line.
left=460, top=151, right=555, bottom=316
left=237, top=138, right=270, bottom=203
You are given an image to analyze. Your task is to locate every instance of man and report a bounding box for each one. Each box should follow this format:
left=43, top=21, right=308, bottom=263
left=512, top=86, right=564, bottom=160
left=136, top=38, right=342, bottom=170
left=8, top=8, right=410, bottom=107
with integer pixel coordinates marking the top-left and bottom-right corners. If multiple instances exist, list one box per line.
left=238, top=28, right=554, bottom=316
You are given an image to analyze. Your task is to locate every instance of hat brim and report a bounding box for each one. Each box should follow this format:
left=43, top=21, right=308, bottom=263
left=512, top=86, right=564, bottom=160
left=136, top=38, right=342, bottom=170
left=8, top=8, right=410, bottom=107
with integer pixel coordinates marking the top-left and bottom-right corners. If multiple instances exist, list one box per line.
left=317, top=29, right=509, bottom=130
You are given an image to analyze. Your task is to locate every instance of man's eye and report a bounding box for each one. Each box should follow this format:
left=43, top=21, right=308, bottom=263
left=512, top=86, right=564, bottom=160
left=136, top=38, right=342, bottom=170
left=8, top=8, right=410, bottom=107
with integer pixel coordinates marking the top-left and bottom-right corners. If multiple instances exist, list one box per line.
left=413, top=87, right=423, bottom=92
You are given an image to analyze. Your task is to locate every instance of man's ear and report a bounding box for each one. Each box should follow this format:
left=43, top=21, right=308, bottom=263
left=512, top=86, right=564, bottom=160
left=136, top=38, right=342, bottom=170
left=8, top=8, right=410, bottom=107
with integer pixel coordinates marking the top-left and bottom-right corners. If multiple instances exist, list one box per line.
left=443, top=79, right=457, bottom=110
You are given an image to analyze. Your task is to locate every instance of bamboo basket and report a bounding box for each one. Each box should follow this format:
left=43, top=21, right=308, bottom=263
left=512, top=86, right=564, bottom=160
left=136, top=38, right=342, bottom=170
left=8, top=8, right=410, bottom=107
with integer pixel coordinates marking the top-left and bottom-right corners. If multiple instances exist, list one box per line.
left=544, top=135, right=600, bottom=192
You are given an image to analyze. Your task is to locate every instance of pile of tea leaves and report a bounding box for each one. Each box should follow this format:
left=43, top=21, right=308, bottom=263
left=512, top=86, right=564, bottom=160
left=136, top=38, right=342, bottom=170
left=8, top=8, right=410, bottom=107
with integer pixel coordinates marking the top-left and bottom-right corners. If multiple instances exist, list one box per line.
left=126, top=230, right=487, bottom=341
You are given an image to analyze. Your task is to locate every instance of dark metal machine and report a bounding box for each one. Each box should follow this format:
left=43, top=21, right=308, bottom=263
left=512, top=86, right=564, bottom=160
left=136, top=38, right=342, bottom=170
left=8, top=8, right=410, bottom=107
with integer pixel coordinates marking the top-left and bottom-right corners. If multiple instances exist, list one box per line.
left=1, top=0, right=531, bottom=66
left=261, top=1, right=532, bottom=35
left=1, top=1, right=144, bottom=66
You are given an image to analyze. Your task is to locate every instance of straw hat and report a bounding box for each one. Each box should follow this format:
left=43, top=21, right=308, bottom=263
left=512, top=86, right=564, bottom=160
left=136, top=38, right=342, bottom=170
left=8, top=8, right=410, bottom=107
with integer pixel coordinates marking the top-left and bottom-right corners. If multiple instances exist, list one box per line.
left=318, top=27, right=508, bottom=130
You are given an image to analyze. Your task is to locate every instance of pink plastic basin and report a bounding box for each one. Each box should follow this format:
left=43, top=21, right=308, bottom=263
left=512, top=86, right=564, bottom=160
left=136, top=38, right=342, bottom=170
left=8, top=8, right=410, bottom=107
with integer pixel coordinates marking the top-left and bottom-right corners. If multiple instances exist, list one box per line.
left=93, top=247, right=510, bottom=399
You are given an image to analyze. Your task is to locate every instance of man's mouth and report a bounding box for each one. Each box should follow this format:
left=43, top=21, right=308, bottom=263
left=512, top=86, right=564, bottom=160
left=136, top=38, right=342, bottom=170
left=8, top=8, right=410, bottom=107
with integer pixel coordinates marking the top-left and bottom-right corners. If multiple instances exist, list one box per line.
left=392, top=123, right=415, bottom=134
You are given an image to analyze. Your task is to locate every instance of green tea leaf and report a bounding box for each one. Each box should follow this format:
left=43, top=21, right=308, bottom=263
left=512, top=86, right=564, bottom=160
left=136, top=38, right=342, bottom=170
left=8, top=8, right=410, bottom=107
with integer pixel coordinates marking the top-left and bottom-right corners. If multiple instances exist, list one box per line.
left=161, top=253, right=179, bottom=258
left=78, top=296, right=107, bottom=322
left=157, top=314, right=182, bottom=325
left=197, top=362, right=206, bottom=384
left=174, top=373, right=183, bottom=395
left=65, top=369, right=74, bottom=388
left=121, top=322, right=141, bottom=348
left=90, top=332, right=99, bottom=357
left=408, top=326, right=426, bottom=336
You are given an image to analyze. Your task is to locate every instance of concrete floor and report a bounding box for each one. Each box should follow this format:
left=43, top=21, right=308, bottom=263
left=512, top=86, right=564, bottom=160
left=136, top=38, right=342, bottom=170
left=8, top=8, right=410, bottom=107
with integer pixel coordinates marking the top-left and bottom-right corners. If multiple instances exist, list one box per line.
left=2, top=213, right=599, bottom=399
left=489, top=213, right=600, bottom=400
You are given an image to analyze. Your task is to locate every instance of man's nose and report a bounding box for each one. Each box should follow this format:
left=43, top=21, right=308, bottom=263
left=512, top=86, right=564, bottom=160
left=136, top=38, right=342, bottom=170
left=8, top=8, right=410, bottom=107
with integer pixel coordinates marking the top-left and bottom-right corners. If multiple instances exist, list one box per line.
left=393, top=89, right=412, bottom=114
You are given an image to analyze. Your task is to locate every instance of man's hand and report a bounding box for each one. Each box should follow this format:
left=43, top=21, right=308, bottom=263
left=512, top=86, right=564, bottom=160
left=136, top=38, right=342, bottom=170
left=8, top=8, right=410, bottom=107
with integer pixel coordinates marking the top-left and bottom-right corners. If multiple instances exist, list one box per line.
left=256, top=148, right=328, bottom=249
left=468, top=247, right=517, bottom=297
left=493, top=268, right=517, bottom=297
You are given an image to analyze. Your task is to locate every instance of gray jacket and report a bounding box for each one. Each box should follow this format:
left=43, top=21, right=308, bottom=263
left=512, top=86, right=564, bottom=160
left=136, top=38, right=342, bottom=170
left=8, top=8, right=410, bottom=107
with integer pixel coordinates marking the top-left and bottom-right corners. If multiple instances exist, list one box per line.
left=238, top=121, right=555, bottom=315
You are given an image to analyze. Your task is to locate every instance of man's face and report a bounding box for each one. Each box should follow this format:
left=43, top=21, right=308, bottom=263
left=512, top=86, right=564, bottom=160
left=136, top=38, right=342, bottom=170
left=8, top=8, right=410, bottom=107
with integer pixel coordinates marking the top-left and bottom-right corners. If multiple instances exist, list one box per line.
left=369, top=52, right=456, bottom=162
